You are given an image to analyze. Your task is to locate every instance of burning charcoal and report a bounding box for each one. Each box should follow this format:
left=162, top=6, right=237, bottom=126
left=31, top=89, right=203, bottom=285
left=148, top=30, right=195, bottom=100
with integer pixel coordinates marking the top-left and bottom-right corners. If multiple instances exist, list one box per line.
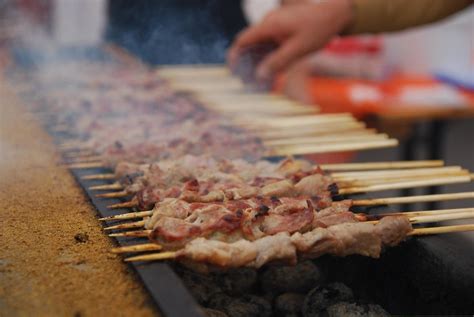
left=215, top=268, right=258, bottom=295
left=302, top=283, right=354, bottom=317
left=261, top=261, right=322, bottom=294
left=208, top=293, right=234, bottom=311
left=180, top=271, right=222, bottom=305
left=274, top=293, right=305, bottom=317
left=325, top=302, right=364, bottom=316
left=324, top=302, right=390, bottom=317
left=225, top=295, right=272, bottom=317
left=364, top=304, right=390, bottom=317
left=185, top=279, right=220, bottom=305
left=202, top=308, right=229, bottom=317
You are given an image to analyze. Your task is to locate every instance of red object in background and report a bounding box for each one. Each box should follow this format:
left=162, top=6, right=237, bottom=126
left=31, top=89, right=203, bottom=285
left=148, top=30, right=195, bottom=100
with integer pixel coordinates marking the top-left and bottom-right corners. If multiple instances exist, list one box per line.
left=15, top=0, right=52, bottom=26
left=324, top=36, right=382, bottom=56
left=305, top=77, right=381, bottom=117
left=274, top=36, right=474, bottom=164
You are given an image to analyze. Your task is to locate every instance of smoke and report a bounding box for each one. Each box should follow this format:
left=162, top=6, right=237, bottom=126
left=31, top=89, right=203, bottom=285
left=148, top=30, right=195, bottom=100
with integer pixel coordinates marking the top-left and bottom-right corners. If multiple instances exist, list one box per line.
left=1, top=1, right=108, bottom=74
left=5, top=0, right=248, bottom=69
left=106, top=0, right=247, bottom=65
left=2, top=0, right=262, bottom=164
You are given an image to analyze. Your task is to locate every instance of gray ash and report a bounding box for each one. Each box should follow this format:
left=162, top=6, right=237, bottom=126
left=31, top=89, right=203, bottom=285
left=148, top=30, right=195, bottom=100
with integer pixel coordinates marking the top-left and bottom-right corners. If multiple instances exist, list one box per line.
left=324, top=302, right=390, bottom=317
left=302, top=282, right=354, bottom=316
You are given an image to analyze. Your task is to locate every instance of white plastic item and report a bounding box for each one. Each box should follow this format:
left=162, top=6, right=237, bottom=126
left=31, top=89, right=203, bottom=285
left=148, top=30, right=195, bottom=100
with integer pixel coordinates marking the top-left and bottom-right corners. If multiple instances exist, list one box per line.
left=52, top=0, right=107, bottom=46
left=383, top=6, right=474, bottom=77
left=242, top=0, right=279, bottom=25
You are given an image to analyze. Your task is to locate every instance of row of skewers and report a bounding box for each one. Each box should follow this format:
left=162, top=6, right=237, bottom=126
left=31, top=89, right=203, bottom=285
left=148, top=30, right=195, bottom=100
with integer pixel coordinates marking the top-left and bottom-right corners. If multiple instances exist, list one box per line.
left=13, top=59, right=474, bottom=271
left=23, top=61, right=398, bottom=163
left=73, top=155, right=474, bottom=271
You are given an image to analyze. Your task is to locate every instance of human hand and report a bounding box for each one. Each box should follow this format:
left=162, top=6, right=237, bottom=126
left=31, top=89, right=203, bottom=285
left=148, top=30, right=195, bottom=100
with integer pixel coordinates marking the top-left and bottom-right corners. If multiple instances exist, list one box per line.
left=228, top=0, right=354, bottom=82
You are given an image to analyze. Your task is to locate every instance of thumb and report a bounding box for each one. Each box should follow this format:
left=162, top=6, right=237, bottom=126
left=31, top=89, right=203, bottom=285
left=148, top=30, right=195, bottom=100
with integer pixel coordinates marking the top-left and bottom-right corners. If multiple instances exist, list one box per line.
left=256, top=36, right=310, bottom=82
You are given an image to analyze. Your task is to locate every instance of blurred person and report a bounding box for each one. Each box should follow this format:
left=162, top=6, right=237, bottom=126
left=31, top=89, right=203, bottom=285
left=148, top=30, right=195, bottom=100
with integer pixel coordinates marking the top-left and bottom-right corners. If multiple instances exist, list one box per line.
left=229, top=0, right=473, bottom=102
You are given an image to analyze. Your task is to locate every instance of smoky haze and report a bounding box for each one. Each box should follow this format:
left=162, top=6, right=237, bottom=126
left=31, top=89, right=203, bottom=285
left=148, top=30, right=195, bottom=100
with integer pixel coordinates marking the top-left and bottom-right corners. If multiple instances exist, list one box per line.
left=106, top=0, right=247, bottom=65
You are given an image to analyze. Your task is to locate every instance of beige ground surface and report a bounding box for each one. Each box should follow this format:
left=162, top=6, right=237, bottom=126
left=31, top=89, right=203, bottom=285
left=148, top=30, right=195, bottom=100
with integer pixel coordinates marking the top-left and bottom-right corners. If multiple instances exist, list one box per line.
left=0, top=77, right=156, bottom=316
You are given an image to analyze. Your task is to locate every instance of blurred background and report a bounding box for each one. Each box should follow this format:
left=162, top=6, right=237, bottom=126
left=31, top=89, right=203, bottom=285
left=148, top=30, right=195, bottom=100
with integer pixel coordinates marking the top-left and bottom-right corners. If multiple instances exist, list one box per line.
left=1, top=0, right=473, bottom=210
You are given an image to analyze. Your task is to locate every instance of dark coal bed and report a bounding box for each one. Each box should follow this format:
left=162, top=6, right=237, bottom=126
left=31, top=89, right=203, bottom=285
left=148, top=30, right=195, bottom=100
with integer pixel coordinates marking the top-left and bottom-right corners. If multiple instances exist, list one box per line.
left=177, top=232, right=474, bottom=317
left=175, top=260, right=389, bottom=317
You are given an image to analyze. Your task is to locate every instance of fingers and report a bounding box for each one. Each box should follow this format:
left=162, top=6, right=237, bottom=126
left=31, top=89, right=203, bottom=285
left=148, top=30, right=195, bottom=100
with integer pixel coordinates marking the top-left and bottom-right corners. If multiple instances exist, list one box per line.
left=256, top=35, right=310, bottom=82
left=227, top=25, right=276, bottom=70
left=283, top=57, right=314, bottom=104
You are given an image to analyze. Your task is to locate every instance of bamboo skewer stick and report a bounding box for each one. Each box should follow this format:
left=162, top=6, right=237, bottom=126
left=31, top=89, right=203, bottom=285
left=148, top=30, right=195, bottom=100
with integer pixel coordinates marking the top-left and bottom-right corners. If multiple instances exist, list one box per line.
left=107, top=200, right=138, bottom=209
left=265, top=133, right=387, bottom=147
left=111, top=210, right=474, bottom=254
left=331, top=166, right=462, bottom=179
left=336, top=171, right=470, bottom=188
left=203, top=99, right=314, bottom=112
left=65, top=158, right=453, bottom=173
left=335, top=174, right=468, bottom=184
left=104, top=206, right=474, bottom=224
left=320, top=160, right=444, bottom=171
left=94, top=173, right=470, bottom=213
left=82, top=173, right=115, bottom=180
left=125, top=251, right=177, bottom=262
left=108, top=230, right=151, bottom=238
left=377, top=207, right=474, bottom=217
left=66, top=162, right=104, bottom=169
left=93, top=170, right=468, bottom=201
left=123, top=223, right=474, bottom=262
left=408, top=224, right=474, bottom=236
left=96, top=191, right=129, bottom=198
left=81, top=163, right=447, bottom=183
left=111, top=243, right=162, bottom=254
left=104, top=220, right=146, bottom=231
left=237, top=113, right=354, bottom=126
left=267, top=139, right=399, bottom=156
left=338, top=175, right=472, bottom=195
left=103, top=208, right=474, bottom=236
left=99, top=210, right=153, bottom=221
left=89, top=183, right=122, bottom=191
left=244, top=117, right=358, bottom=130
left=367, top=208, right=474, bottom=224
left=92, top=168, right=463, bottom=193
left=353, top=192, right=474, bottom=206
left=366, top=210, right=474, bottom=225
left=204, top=99, right=318, bottom=115
left=259, top=122, right=367, bottom=140
left=103, top=200, right=474, bottom=222
left=249, top=119, right=361, bottom=131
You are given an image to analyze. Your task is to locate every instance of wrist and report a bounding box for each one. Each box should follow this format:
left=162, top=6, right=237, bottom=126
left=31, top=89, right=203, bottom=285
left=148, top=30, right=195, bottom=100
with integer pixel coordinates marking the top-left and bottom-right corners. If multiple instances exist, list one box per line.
left=306, top=0, right=355, bottom=35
